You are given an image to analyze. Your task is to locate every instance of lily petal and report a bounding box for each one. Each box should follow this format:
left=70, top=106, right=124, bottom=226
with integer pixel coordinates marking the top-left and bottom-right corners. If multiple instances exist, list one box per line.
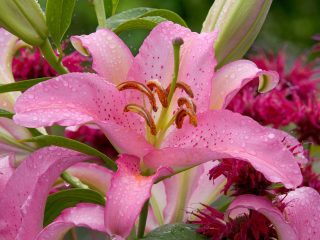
left=105, top=154, right=171, bottom=238
left=227, top=194, right=297, bottom=240
left=13, top=73, right=153, bottom=156
left=0, top=147, right=90, bottom=240
left=282, top=187, right=320, bottom=240
left=0, top=154, right=14, bottom=193
left=144, top=110, right=302, bottom=188
left=66, top=162, right=113, bottom=195
left=176, top=31, right=218, bottom=113
left=71, top=29, right=133, bottom=85
left=161, top=162, right=225, bottom=224
left=210, top=60, right=279, bottom=110
left=127, top=21, right=193, bottom=87
left=35, top=203, right=106, bottom=240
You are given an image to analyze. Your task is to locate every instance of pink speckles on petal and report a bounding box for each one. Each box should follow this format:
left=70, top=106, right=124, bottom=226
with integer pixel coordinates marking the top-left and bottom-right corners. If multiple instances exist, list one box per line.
left=14, top=73, right=133, bottom=128
left=35, top=203, right=106, bottom=240
left=13, top=72, right=152, bottom=155
left=127, top=21, right=193, bottom=86
left=177, top=31, right=218, bottom=113
left=105, top=154, right=171, bottom=238
left=282, top=187, right=320, bottom=240
left=210, top=60, right=279, bottom=110
left=0, top=147, right=90, bottom=240
left=145, top=110, right=302, bottom=188
left=71, top=29, right=133, bottom=85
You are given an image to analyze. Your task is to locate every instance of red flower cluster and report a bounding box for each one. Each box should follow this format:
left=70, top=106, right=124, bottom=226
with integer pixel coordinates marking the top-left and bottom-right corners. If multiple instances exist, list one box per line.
left=191, top=205, right=277, bottom=240
left=12, top=46, right=89, bottom=80
left=209, top=159, right=272, bottom=196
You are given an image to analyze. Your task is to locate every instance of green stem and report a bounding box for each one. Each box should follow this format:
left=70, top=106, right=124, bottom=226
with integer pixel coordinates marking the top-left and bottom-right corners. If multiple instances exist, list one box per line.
left=155, top=38, right=184, bottom=133
left=137, top=199, right=149, bottom=239
left=93, top=0, right=107, bottom=28
left=61, top=171, right=89, bottom=189
left=39, top=39, right=68, bottom=74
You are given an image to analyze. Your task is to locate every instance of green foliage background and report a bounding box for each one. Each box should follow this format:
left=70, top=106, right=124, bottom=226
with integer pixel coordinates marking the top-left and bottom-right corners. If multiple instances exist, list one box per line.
left=38, top=0, right=320, bottom=55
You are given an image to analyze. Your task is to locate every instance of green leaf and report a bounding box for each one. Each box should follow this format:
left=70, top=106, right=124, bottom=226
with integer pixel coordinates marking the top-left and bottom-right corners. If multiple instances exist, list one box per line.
left=113, top=16, right=167, bottom=34
left=22, top=135, right=117, bottom=171
left=0, top=77, right=50, bottom=94
left=44, top=188, right=105, bottom=226
left=106, top=7, right=187, bottom=33
left=46, top=0, right=76, bottom=47
left=0, top=109, right=14, bottom=119
left=143, top=223, right=208, bottom=240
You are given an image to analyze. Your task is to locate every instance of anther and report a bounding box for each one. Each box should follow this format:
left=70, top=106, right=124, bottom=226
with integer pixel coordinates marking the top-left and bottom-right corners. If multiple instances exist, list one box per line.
left=166, top=82, right=194, bottom=98
left=175, top=108, right=198, bottom=129
left=124, top=104, right=157, bottom=135
left=117, top=81, right=158, bottom=112
left=146, top=79, right=168, bottom=108
left=177, top=97, right=197, bottom=113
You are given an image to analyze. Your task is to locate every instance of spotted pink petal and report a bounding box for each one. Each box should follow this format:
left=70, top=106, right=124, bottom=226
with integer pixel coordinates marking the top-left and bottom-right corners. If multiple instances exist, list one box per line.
left=127, top=21, right=193, bottom=86
left=13, top=73, right=153, bottom=157
left=177, top=31, right=218, bottom=113
left=71, top=29, right=133, bottom=85
left=0, top=154, right=14, bottom=193
left=210, top=60, right=279, bottom=110
left=282, top=187, right=320, bottom=240
left=105, top=154, right=171, bottom=238
left=269, top=128, right=307, bottom=164
left=66, top=162, right=113, bottom=194
left=35, top=203, right=107, bottom=240
left=144, top=110, right=302, bottom=188
left=0, top=147, right=90, bottom=240
left=227, top=194, right=297, bottom=240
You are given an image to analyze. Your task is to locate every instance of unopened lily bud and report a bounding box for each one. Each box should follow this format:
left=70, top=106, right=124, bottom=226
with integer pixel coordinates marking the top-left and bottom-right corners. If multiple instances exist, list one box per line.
left=202, top=0, right=272, bottom=68
left=0, top=0, right=48, bottom=46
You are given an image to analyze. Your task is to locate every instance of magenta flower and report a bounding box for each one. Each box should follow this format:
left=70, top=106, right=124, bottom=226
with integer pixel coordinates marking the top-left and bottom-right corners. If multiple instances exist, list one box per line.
left=12, top=44, right=89, bottom=80
left=2, top=22, right=305, bottom=239
left=192, top=187, right=320, bottom=240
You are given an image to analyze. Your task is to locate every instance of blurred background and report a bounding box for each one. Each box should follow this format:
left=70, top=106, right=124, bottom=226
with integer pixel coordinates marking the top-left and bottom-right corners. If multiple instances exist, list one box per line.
left=38, top=0, right=320, bottom=57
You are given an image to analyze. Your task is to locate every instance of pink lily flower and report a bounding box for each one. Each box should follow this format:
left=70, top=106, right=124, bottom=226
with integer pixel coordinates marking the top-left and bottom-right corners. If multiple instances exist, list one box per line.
left=8, top=21, right=305, bottom=239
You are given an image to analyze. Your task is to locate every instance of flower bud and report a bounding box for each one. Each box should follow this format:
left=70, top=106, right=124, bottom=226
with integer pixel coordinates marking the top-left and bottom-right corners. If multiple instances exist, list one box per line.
left=202, top=0, right=272, bottom=68
left=0, top=0, right=48, bottom=46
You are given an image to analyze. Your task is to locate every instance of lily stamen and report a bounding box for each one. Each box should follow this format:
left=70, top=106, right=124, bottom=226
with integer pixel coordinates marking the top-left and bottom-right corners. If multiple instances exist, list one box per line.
left=175, top=108, right=198, bottom=129
left=117, top=81, right=158, bottom=112
left=166, top=81, right=194, bottom=99
left=177, top=97, right=197, bottom=113
left=124, top=104, right=157, bottom=135
left=146, top=79, right=169, bottom=108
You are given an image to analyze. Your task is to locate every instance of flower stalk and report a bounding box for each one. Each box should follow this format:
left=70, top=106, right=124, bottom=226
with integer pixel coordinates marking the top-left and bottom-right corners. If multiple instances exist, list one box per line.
left=39, top=39, right=68, bottom=74
left=93, top=0, right=108, bottom=28
left=137, top=199, right=150, bottom=238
